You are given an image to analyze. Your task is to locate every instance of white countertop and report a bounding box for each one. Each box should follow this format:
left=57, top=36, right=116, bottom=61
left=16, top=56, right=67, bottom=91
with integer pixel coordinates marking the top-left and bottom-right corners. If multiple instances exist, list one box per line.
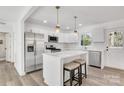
left=43, top=50, right=88, bottom=58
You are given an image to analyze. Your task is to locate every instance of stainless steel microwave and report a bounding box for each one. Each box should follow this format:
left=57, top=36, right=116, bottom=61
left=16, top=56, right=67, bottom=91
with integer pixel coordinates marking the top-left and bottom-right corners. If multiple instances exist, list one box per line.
left=48, top=35, right=58, bottom=42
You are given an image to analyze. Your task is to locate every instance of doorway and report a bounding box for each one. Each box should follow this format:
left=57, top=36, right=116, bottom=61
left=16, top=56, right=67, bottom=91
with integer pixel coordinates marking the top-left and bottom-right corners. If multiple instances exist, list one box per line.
left=105, top=28, right=124, bottom=70
left=0, top=32, right=6, bottom=61
left=0, top=32, right=12, bottom=63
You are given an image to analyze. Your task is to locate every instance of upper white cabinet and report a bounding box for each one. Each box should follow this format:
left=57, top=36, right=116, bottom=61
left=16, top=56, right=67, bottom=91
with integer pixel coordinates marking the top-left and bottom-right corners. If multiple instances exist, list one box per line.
left=44, top=34, right=48, bottom=42
left=44, top=32, right=79, bottom=43
left=92, top=27, right=105, bottom=43
left=59, top=33, right=78, bottom=43
left=57, top=33, right=63, bottom=43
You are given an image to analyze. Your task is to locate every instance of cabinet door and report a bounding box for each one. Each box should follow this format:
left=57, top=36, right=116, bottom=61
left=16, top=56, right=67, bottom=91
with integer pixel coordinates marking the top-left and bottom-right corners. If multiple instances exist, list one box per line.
left=64, top=34, right=70, bottom=43
left=58, top=33, right=63, bottom=43
left=64, top=33, right=78, bottom=43
left=92, top=28, right=104, bottom=42
left=70, top=33, right=78, bottom=42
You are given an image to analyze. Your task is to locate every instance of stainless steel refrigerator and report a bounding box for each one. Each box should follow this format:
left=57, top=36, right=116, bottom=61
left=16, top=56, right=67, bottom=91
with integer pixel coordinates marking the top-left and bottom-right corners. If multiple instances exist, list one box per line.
left=24, top=32, right=44, bottom=73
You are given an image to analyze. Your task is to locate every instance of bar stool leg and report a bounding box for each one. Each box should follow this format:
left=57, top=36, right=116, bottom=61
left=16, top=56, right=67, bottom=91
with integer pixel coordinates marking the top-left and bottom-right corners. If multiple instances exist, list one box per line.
left=72, top=70, right=75, bottom=80
left=79, top=65, right=82, bottom=85
left=78, top=67, right=81, bottom=85
left=70, top=70, right=73, bottom=86
left=85, top=63, right=87, bottom=78
left=63, top=68, right=65, bottom=86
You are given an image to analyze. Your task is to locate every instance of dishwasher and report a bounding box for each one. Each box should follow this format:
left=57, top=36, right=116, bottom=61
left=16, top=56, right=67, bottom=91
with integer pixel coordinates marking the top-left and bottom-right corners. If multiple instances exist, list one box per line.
left=89, top=51, right=101, bottom=68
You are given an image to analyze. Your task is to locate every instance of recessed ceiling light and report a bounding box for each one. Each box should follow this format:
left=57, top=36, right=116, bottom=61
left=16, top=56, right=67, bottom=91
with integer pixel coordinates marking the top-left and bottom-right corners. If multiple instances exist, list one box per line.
left=66, top=26, right=70, bottom=30
left=43, top=20, right=47, bottom=23
left=79, top=24, right=82, bottom=26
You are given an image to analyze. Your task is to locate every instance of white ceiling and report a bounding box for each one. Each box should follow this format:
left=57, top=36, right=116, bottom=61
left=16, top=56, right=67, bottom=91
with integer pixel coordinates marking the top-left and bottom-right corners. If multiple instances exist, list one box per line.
left=26, top=6, right=124, bottom=31
left=0, top=6, right=27, bottom=22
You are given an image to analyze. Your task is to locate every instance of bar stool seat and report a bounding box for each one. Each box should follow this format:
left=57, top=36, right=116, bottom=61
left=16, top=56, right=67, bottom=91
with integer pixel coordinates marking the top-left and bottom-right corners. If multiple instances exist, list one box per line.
left=64, top=62, right=80, bottom=70
left=74, top=59, right=86, bottom=65
left=74, top=59, right=87, bottom=78
left=63, top=61, right=81, bottom=86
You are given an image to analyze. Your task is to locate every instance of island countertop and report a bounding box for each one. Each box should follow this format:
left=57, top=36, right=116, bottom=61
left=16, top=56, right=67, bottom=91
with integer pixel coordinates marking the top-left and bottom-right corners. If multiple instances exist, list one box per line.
left=43, top=50, right=88, bottom=58
left=43, top=50, right=88, bottom=86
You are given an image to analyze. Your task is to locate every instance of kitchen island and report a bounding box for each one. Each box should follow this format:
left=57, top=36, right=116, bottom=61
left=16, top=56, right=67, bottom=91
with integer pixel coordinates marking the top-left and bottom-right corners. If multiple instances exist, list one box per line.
left=43, top=51, right=88, bottom=86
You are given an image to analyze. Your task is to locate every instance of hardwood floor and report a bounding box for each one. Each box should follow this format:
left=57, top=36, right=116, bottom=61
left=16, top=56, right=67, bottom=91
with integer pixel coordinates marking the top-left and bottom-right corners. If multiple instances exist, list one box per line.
left=82, top=66, right=124, bottom=86
left=0, top=61, right=47, bottom=86
left=0, top=61, right=124, bottom=86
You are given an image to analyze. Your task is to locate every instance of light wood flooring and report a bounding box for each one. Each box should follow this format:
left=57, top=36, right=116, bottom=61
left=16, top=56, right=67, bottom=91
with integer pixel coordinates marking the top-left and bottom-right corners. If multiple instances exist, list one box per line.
left=0, top=61, right=124, bottom=86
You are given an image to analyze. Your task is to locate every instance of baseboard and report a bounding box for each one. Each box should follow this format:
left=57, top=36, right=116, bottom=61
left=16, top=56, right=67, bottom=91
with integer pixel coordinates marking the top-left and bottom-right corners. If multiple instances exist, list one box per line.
left=14, top=64, right=26, bottom=76
left=0, top=60, right=6, bottom=62
left=6, top=61, right=11, bottom=63
left=104, top=66, right=124, bottom=71
left=1, top=60, right=15, bottom=63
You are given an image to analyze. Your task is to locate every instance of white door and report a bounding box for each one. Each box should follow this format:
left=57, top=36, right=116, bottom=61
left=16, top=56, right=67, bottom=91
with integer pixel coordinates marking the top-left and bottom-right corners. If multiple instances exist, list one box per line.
left=0, top=33, right=6, bottom=61
left=105, top=28, right=124, bottom=69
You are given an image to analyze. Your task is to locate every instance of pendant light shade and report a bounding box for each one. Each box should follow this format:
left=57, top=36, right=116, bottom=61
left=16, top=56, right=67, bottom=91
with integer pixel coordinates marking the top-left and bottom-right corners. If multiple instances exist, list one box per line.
left=74, top=16, right=78, bottom=33
left=55, top=6, right=60, bottom=32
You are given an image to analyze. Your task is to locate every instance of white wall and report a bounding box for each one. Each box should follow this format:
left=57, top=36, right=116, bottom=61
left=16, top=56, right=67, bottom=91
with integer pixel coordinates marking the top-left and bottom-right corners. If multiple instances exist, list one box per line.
left=0, top=7, right=38, bottom=76
left=13, top=21, right=25, bottom=75
left=78, top=19, right=124, bottom=70
left=13, top=6, right=38, bottom=76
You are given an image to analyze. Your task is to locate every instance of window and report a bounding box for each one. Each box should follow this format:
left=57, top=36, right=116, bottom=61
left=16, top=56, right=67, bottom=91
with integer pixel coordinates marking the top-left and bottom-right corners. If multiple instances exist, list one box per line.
left=81, top=32, right=92, bottom=46
left=108, top=32, right=123, bottom=47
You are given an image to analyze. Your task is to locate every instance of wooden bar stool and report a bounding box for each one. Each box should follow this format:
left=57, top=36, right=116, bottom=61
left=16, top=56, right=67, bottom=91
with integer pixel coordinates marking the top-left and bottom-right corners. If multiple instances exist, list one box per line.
left=63, top=61, right=81, bottom=86
left=74, top=59, right=87, bottom=85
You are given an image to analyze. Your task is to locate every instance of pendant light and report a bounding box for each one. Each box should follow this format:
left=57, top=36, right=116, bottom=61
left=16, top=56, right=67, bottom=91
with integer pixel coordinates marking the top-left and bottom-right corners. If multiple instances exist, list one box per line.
left=55, top=6, right=60, bottom=32
left=74, top=16, right=78, bottom=33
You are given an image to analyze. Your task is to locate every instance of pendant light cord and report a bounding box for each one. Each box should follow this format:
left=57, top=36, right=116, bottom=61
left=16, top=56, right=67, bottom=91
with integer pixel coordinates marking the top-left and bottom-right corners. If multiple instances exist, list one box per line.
left=56, top=6, right=60, bottom=26
left=57, top=8, right=59, bottom=25
left=74, top=16, right=77, bottom=30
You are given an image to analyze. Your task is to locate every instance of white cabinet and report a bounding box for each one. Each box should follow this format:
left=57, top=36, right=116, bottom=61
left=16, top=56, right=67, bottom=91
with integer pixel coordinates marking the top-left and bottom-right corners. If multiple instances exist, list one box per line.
left=45, top=32, right=79, bottom=43
left=44, top=32, right=55, bottom=42
left=69, top=33, right=79, bottom=43
left=92, top=28, right=105, bottom=43
left=57, top=33, right=63, bottom=43
left=62, top=33, right=68, bottom=43
left=59, top=33, right=78, bottom=43
left=44, top=34, right=48, bottom=42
